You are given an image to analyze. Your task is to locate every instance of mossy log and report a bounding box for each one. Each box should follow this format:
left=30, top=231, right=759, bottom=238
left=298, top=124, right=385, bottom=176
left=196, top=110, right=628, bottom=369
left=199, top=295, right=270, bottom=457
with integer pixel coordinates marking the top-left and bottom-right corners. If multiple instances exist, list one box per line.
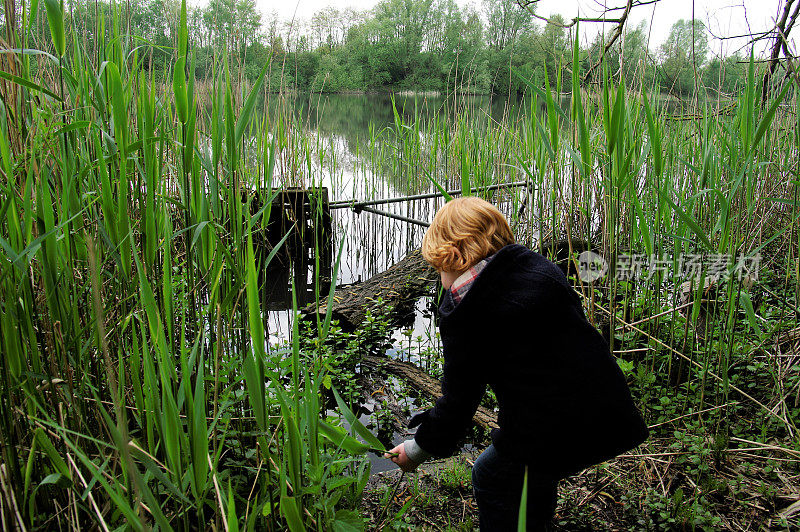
left=303, top=249, right=438, bottom=331
left=360, top=355, right=499, bottom=432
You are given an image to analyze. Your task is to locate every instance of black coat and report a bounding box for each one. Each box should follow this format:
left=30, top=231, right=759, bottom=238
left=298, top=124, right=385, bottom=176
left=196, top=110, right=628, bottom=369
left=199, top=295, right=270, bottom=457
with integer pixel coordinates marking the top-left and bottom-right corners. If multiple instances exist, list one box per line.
left=410, top=244, right=648, bottom=479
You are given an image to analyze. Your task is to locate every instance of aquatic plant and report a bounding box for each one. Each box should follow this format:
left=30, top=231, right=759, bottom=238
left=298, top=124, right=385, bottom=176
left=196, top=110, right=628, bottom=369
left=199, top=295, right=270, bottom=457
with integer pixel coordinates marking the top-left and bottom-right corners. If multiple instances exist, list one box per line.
left=0, top=0, right=798, bottom=528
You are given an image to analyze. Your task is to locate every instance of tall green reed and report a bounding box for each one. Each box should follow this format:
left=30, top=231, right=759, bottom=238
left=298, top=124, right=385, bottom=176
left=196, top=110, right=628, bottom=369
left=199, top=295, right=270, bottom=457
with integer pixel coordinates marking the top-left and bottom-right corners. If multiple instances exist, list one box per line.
left=0, top=0, right=379, bottom=528
left=1, top=0, right=799, bottom=527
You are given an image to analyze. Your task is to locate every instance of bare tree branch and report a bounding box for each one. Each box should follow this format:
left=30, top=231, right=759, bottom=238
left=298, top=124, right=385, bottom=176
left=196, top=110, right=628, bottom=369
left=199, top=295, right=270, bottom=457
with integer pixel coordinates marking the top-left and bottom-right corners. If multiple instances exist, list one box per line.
left=736, top=56, right=800, bottom=63
left=763, top=0, right=799, bottom=103
left=592, top=0, right=660, bottom=14
left=775, top=16, right=800, bottom=91
left=515, top=0, right=657, bottom=29
left=583, top=0, right=634, bottom=82
left=705, top=29, right=772, bottom=42
left=515, top=0, right=662, bottom=83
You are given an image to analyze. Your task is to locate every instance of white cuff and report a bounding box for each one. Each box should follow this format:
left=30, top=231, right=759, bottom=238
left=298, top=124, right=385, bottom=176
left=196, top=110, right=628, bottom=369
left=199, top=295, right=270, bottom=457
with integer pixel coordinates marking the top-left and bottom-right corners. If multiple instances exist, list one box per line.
left=404, top=439, right=433, bottom=465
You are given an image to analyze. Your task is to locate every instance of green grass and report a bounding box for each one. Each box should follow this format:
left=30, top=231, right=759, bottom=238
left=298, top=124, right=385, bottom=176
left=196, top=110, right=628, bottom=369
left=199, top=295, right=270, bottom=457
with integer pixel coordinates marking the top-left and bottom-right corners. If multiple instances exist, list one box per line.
left=0, top=0, right=798, bottom=529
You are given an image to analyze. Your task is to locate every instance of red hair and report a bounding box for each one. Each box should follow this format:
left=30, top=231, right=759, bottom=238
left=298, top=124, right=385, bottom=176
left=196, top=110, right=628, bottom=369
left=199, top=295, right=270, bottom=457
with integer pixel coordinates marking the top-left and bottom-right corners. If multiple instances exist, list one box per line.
left=422, top=197, right=515, bottom=272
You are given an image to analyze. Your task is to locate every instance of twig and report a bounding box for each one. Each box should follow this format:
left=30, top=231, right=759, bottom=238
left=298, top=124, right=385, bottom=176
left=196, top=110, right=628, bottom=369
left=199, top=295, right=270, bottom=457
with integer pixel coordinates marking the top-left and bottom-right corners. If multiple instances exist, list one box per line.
left=0, top=464, right=26, bottom=532
left=737, top=452, right=800, bottom=463
left=375, top=471, right=406, bottom=529
left=515, top=0, right=658, bottom=29
left=620, top=450, right=692, bottom=458
left=619, top=301, right=694, bottom=329
left=245, top=454, right=263, bottom=522
left=66, top=453, right=110, bottom=532
left=649, top=456, right=669, bottom=497
left=583, top=0, right=634, bottom=82
left=329, top=180, right=531, bottom=209
left=647, top=402, right=737, bottom=429
left=729, top=436, right=800, bottom=458
left=592, top=300, right=793, bottom=429
left=128, top=440, right=172, bottom=474
left=577, top=470, right=622, bottom=507
left=209, top=453, right=230, bottom=532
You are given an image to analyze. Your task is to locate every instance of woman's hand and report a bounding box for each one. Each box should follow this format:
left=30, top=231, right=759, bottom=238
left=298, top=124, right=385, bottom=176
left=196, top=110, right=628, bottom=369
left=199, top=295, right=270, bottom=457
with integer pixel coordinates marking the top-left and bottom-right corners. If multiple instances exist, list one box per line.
left=384, top=443, right=419, bottom=472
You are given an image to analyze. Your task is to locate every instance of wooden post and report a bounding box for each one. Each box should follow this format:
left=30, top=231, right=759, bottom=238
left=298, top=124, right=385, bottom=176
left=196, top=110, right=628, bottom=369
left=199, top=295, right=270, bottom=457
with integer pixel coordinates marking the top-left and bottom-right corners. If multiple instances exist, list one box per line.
left=261, top=187, right=332, bottom=309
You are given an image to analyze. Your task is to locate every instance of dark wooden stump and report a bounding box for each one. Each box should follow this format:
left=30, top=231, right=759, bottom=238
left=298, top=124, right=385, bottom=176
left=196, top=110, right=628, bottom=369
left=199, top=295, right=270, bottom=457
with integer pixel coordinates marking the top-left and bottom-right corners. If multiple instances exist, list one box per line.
left=537, top=237, right=594, bottom=278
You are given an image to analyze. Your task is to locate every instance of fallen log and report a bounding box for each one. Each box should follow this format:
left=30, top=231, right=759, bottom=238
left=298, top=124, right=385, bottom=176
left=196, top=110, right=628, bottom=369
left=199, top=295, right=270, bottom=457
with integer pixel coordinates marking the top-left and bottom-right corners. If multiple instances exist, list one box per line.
left=303, top=249, right=438, bottom=331
left=361, top=355, right=499, bottom=432
left=303, top=241, right=601, bottom=331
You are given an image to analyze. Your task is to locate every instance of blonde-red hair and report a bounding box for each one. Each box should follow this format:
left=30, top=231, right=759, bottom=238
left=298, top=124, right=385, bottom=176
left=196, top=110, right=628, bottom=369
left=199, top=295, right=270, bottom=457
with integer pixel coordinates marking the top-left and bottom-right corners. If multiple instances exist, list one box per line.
left=422, top=197, right=515, bottom=272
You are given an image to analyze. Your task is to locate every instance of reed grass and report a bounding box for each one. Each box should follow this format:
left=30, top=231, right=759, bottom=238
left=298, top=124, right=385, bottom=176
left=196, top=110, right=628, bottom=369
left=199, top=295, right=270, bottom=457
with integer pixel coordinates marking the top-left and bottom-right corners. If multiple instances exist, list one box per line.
left=0, top=0, right=379, bottom=528
left=0, top=0, right=798, bottom=529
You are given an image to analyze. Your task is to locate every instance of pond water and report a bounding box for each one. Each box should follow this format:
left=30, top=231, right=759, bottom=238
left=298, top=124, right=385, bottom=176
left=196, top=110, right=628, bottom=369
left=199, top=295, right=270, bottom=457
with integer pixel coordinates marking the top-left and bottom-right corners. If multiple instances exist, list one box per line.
left=261, top=93, right=536, bottom=472
left=263, top=92, right=541, bottom=333
left=260, top=91, right=703, bottom=472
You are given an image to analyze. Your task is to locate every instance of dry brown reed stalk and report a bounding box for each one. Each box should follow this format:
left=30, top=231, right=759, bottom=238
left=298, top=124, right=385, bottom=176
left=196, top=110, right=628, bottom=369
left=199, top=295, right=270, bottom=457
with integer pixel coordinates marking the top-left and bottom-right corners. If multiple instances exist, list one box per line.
left=208, top=454, right=230, bottom=532
left=591, top=299, right=790, bottom=427
left=66, top=452, right=110, bottom=532
left=0, top=463, right=26, bottom=531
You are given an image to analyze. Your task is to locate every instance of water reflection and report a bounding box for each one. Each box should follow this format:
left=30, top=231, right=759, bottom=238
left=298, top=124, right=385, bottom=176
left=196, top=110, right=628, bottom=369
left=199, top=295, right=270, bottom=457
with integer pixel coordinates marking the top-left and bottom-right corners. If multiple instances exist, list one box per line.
left=264, top=94, right=538, bottom=349
left=259, top=95, right=544, bottom=471
left=279, top=93, right=525, bottom=137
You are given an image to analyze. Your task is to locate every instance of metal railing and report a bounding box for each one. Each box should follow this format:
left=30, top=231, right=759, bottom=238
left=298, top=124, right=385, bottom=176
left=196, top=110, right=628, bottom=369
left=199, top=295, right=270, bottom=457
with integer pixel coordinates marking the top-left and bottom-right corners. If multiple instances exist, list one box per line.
left=329, top=180, right=532, bottom=227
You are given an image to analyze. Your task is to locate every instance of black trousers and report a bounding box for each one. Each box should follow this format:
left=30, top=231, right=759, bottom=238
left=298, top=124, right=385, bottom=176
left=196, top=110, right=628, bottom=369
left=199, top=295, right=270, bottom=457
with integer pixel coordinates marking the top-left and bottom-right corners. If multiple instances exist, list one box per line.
left=471, top=445, right=558, bottom=531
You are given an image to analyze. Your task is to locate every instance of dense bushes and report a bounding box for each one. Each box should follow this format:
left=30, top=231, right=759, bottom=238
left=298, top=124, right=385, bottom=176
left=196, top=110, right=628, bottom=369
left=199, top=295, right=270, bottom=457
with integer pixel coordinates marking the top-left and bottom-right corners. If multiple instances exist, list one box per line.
left=38, top=0, right=762, bottom=95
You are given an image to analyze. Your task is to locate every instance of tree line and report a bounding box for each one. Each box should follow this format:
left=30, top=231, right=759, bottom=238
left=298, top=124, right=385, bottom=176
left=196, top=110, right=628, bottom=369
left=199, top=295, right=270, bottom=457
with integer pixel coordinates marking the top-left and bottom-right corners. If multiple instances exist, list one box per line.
left=36, top=0, right=757, bottom=96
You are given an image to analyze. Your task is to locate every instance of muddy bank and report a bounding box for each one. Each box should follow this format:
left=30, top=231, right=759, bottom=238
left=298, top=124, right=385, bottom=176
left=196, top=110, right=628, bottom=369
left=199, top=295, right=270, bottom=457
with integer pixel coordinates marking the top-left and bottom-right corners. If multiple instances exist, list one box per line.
left=360, top=451, right=481, bottom=530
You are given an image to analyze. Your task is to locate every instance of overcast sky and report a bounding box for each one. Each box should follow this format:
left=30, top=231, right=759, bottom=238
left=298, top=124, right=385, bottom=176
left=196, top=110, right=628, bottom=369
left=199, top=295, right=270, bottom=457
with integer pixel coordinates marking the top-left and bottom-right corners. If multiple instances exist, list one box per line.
left=226, top=0, right=787, bottom=56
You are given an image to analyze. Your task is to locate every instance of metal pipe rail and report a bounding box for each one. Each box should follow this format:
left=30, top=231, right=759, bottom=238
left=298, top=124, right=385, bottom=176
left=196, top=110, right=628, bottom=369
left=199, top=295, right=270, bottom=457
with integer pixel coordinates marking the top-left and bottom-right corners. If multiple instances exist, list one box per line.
left=329, top=180, right=532, bottom=210
left=355, top=206, right=431, bottom=227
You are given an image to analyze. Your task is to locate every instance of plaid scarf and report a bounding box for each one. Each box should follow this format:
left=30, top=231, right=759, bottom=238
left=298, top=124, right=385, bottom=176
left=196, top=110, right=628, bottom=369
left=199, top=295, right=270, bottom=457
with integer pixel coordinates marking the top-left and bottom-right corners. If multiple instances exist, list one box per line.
left=450, top=254, right=494, bottom=304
